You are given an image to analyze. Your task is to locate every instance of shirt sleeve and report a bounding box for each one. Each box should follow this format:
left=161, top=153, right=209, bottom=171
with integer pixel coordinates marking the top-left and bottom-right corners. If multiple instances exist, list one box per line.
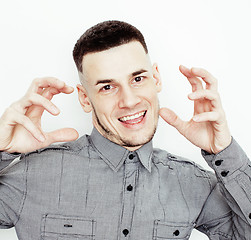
left=0, top=151, right=26, bottom=228
left=198, top=137, right=251, bottom=239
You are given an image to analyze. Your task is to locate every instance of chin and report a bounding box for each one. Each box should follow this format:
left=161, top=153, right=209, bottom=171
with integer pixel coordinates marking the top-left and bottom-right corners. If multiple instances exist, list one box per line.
left=119, top=130, right=155, bottom=148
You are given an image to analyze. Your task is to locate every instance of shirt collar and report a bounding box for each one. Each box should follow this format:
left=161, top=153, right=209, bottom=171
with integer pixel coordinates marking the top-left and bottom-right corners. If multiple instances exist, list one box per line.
left=89, top=127, right=153, bottom=172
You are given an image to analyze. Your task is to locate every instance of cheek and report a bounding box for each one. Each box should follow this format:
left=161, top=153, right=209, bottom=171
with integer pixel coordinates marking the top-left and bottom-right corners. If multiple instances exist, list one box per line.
left=146, top=92, right=159, bottom=115
left=144, top=88, right=158, bottom=104
left=93, top=97, right=117, bottom=119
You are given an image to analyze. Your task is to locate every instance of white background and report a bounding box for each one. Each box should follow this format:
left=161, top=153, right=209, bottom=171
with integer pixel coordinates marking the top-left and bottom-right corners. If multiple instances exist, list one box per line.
left=0, top=0, right=251, bottom=239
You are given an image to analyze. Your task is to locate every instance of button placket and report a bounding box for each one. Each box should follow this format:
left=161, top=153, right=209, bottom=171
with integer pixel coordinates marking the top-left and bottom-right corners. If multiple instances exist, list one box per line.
left=221, top=171, right=229, bottom=177
left=119, top=154, right=138, bottom=238
left=122, top=228, right=129, bottom=236
left=215, top=159, right=223, bottom=166
left=127, top=184, right=133, bottom=191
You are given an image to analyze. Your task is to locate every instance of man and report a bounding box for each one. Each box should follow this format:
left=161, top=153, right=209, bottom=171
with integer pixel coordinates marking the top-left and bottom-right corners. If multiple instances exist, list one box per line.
left=0, top=20, right=250, bottom=239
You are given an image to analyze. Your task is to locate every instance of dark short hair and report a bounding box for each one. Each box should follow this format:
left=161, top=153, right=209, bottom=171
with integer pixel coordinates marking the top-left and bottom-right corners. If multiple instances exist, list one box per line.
left=73, top=20, right=148, bottom=73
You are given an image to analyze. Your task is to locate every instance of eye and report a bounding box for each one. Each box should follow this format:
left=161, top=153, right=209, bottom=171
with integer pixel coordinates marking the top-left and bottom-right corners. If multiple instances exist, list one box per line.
left=102, top=85, right=112, bottom=91
left=100, top=84, right=116, bottom=94
left=133, top=76, right=144, bottom=83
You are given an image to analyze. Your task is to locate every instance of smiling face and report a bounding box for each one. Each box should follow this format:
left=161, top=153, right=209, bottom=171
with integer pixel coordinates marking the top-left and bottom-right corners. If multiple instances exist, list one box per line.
left=77, top=41, right=162, bottom=151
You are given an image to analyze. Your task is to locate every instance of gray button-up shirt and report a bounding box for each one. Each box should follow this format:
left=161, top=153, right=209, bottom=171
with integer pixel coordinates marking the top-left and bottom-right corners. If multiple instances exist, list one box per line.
left=0, top=128, right=250, bottom=239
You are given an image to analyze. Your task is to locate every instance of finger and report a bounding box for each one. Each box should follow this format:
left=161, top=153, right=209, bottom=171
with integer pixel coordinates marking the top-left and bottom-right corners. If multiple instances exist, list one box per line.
left=60, top=85, right=74, bottom=94
left=38, top=84, right=74, bottom=96
left=188, top=89, right=222, bottom=108
left=5, top=108, right=45, bottom=142
left=46, top=128, right=79, bottom=144
left=179, top=65, right=203, bottom=92
left=191, top=67, right=218, bottom=91
left=41, top=87, right=60, bottom=100
left=17, top=93, right=60, bottom=116
left=27, top=85, right=75, bottom=119
left=179, top=65, right=193, bottom=78
left=28, top=77, right=74, bottom=94
left=25, top=85, right=74, bottom=123
left=159, top=107, right=186, bottom=134
left=192, top=111, right=220, bottom=122
left=25, top=87, right=62, bottom=119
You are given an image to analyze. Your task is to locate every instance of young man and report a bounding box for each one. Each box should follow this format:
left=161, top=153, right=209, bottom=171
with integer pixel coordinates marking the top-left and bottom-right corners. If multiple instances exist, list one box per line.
left=0, top=20, right=250, bottom=239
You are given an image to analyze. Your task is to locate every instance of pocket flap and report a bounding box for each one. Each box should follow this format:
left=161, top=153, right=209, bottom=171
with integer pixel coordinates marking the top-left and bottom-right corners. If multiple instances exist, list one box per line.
left=153, top=220, right=193, bottom=239
left=41, top=214, right=96, bottom=237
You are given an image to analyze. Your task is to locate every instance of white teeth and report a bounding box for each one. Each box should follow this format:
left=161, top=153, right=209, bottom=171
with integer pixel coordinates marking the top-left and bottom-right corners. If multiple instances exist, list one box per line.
left=119, top=111, right=145, bottom=122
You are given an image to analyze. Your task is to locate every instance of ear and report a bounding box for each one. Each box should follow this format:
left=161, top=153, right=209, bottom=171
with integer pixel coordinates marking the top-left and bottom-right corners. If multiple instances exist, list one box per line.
left=152, top=63, right=162, bottom=92
left=76, top=84, right=92, bottom=113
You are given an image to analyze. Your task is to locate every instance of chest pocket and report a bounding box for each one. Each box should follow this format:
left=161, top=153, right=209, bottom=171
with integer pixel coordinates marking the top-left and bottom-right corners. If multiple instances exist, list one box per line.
left=153, top=220, right=193, bottom=240
left=41, top=214, right=96, bottom=240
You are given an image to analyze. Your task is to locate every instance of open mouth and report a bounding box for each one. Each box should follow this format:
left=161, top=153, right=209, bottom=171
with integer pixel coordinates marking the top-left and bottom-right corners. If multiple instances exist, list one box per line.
left=118, top=110, right=147, bottom=125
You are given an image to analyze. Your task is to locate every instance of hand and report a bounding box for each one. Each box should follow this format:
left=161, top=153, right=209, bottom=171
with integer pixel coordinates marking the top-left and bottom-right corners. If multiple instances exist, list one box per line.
left=159, top=65, right=231, bottom=154
left=0, top=77, right=79, bottom=153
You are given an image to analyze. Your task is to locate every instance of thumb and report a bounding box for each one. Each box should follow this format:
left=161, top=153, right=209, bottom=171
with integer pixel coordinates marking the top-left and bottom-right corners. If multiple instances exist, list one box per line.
left=46, top=128, right=79, bottom=144
left=159, top=107, right=186, bottom=133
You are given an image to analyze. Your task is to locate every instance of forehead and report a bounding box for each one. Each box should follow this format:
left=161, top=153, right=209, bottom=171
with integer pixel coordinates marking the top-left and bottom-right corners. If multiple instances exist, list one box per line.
left=82, top=41, right=151, bottom=83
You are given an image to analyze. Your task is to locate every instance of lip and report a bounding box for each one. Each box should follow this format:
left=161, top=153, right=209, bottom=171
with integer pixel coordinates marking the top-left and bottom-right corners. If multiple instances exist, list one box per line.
left=118, top=110, right=147, bottom=129
left=118, top=110, right=146, bottom=121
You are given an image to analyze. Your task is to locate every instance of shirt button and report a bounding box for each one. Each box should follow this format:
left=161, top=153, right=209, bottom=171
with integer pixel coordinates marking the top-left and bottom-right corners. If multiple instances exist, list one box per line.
left=173, top=230, right=180, bottom=236
left=215, top=160, right=223, bottom=166
left=128, top=154, right=135, bottom=160
left=127, top=184, right=133, bottom=191
left=122, top=229, right=129, bottom=236
left=221, top=171, right=229, bottom=177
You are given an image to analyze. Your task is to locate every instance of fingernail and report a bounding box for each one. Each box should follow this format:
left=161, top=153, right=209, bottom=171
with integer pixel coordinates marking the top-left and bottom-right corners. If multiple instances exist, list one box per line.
left=193, top=115, right=199, bottom=122
left=68, top=85, right=74, bottom=90
left=180, top=65, right=188, bottom=69
left=188, top=93, right=195, bottom=99
left=52, top=106, right=60, bottom=114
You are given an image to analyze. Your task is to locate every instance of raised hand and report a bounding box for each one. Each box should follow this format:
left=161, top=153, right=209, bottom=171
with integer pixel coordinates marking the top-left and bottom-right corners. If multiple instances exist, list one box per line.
left=159, top=65, right=231, bottom=154
left=0, top=77, right=79, bottom=153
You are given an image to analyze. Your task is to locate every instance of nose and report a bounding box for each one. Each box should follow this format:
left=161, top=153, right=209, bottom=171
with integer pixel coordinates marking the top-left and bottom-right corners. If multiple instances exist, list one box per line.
left=118, top=87, right=141, bottom=109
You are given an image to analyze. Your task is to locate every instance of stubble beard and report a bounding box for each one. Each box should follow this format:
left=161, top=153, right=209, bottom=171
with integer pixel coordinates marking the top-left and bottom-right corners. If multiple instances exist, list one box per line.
left=92, top=104, right=159, bottom=148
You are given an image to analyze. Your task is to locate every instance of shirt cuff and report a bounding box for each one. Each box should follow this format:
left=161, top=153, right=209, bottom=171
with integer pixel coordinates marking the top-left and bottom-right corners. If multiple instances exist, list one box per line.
left=201, top=137, right=249, bottom=183
left=0, top=151, right=21, bottom=161
left=0, top=151, right=22, bottom=171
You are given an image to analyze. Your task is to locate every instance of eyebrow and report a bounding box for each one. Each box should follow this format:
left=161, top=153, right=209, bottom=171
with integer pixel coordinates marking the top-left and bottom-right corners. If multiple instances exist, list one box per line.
left=95, top=69, right=148, bottom=86
left=95, top=79, right=114, bottom=85
left=131, top=69, right=148, bottom=77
